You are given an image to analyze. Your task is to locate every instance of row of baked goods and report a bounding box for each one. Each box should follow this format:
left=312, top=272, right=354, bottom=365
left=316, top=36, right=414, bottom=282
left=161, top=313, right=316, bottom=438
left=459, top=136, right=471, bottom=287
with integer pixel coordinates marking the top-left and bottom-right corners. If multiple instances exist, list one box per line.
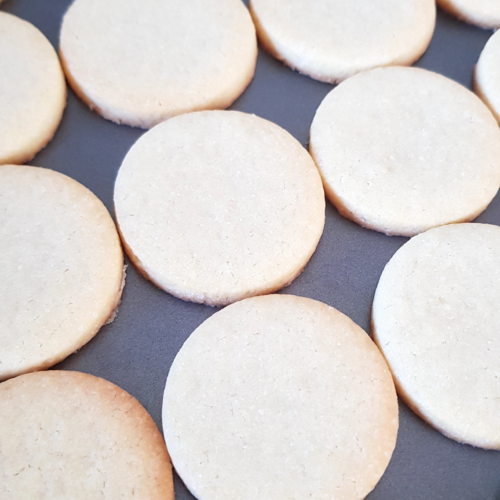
left=5, top=66, right=500, bottom=374
left=3, top=218, right=500, bottom=498
left=2, top=0, right=500, bottom=498
left=3, top=0, right=500, bottom=158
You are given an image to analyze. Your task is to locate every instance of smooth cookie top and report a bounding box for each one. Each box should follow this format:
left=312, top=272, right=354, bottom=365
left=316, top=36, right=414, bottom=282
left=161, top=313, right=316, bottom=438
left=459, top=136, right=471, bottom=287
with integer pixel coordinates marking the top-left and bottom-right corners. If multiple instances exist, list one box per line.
left=114, top=110, right=325, bottom=306
left=250, top=0, right=435, bottom=82
left=0, top=165, right=124, bottom=381
left=475, top=30, right=500, bottom=124
left=437, top=0, right=500, bottom=29
left=163, top=294, right=398, bottom=500
left=59, top=0, right=257, bottom=128
left=0, top=12, right=66, bottom=165
left=373, top=223, right=500, bottom=449
left=310, top=66, right=500, bottom=236
left=0, top=371, right=174, bottom=499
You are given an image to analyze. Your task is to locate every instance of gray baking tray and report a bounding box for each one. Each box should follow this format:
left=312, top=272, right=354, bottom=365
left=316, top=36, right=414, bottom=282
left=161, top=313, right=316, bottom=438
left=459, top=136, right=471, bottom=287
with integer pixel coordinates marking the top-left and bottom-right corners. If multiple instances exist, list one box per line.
left=2, top=0, right=499, bottom=498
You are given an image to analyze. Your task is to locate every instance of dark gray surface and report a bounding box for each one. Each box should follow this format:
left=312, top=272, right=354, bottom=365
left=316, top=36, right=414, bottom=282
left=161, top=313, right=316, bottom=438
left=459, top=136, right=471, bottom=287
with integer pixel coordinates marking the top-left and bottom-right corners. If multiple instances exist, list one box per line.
left=2, top=0, right=500, bottom=498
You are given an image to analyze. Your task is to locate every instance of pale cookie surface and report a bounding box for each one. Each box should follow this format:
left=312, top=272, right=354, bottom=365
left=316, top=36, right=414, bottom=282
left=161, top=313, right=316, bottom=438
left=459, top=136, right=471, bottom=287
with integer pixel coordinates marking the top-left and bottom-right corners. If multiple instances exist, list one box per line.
left=0, top=165, right=124, bottom=381
left=0, top=371, right=174, bottom=499
left=114, top=110, right=325, bottom=306
left=163, top=294, right=398, bottom=500
left=59, top=0, right=257, bottom=128
left=310, top=66, right=500, bottom=236
left=373, top=223, right=500, bottom=449
left=437, top=0, right=500, bottom=29
left=0, top=12, right=66, bottom=165
left=475, top=30, right=500, bottom=124
left=249, top=0, right=435, bottom=83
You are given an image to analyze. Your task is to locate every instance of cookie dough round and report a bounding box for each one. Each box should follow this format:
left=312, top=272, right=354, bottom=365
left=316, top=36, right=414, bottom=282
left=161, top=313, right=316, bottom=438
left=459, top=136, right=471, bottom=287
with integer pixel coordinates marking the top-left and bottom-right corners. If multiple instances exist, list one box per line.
left=310, top=66, right=500, bottom=236
left=163, top=294, right=398, bottom=500
left=373, top=223, right=500, bottom=449
left=114, top=110, right=325, bottom=306
left=475, top=31, right=500, bottom=124
left=0, top=370, right=174, bottom=499
left=0, top=12, right=66, bottom=165
left=249, top=0, right=435, bottom=83
left=0, top=165, right=124, bottom=381
left=437, top=0, right=500, bottom=29
left=59, top=0, right=257, bottom=129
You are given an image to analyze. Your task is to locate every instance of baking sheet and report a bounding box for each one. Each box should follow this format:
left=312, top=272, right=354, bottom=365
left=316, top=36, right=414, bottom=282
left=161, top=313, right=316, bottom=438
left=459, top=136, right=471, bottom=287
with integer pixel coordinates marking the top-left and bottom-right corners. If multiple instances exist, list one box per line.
left=2, top=0, right=500, bottom=498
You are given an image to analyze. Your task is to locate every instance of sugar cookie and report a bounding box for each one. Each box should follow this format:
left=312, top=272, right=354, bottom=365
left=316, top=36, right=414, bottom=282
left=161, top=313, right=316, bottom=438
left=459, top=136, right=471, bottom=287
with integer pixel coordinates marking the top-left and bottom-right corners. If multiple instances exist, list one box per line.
left=475, top=30, right=500, bottom=124
left=437, top=0, right=500, bottom=29
left=0, top=12, right=66, bottom=165
left=373, top=223, right=500, bottom=449
left=310, top=66, right=500, bottom=236
left=114, top=110, right=325, bottom=306
left=249, top=0, right=435, bottom=83
left=163, top=294, right=398, bottom=500
left=0, top=165, right=124, bottom=381
left=59, top=0, right=257, bottom=129
left=0, top=370, right=174, bottom=499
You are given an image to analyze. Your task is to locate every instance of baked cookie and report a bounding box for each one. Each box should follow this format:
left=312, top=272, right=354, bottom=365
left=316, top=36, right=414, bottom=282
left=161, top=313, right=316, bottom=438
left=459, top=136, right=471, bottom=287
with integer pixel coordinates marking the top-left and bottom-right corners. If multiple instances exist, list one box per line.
left=310, top=66, right=500, bottom=236
left=437, top=0, right=500, bottom=29
left=114, top=110, right=325, bottom=306
left=59, top=0, right=257, bottom=128
left=249, top=0, right=435, bottom=83
left=0, top=12, right=66, bottom=165
left=163, top=294, right=398, bottom=500
left=0, top=370, right=174, bottom=499
left=373, top=223, right=500, bottom=449
left=0, top=165, right=124, bottom=381
left=475, top=30, right=500, bottom=124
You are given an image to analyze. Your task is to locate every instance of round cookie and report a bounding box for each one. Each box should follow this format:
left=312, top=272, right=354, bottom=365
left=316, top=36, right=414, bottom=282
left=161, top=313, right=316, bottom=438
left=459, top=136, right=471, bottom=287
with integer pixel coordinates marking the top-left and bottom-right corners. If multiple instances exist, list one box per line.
left=0, top=12, right=66, bottom=165
left=114, top=110, right=325, bottom=306
left=163, top=294, right=398, bottom=500
left=372, top=223, right=500, bottom=449
left=59, top=0, right=257, bottom=129
left=310, top=66, right=500, bottom=236
left=437, top=0, right=500, bottom=29
left=0, top=370, right=174, bottom=499
left=475, top=30, right=500, bottom=124
left=249, top=0, right=435, bottom=83
left=0, top=165, right=124, bottom=381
